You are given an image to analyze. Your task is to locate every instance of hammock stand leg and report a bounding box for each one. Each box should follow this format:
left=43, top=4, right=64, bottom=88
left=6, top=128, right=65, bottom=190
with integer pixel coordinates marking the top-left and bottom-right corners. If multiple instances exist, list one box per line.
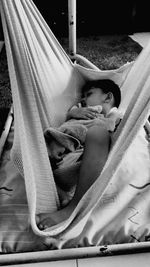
left=0, top=106, right=13, bottom=158
left=68, top=0, right=76, bottom=57
left=68, top=0, right=99, bottom=70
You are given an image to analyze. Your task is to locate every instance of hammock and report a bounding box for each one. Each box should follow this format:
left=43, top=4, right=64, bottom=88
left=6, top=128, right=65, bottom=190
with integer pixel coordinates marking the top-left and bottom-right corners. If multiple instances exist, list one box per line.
left=0, top=0, right=150, bottom=250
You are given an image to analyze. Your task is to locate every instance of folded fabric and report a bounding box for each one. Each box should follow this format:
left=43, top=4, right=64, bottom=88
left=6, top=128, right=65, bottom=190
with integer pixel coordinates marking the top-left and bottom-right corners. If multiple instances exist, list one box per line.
left=44, top=119, right=88, bottom=153
left=44, top=114, right=122, bottom=158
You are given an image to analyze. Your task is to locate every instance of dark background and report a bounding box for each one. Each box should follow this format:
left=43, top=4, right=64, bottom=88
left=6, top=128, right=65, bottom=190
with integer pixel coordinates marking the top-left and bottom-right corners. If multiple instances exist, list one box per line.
left=0, top=1, right=150, bottom=39
left=33, top=0, right=150, bottom=37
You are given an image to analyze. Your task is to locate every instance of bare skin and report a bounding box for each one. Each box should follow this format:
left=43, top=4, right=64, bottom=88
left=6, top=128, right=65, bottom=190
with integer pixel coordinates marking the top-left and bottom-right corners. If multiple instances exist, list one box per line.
left=66, top=106, right=99, bottom=120
left=37, top=125, right=110, bottom=229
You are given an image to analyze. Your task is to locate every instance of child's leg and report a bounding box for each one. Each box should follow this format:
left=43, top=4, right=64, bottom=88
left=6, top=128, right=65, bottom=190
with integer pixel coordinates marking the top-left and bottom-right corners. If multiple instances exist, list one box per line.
left=38, top=125, right=110, bottom=229
left=54, top=162, right=80, bottom=191
left=71, top=125, right=110, bottom=204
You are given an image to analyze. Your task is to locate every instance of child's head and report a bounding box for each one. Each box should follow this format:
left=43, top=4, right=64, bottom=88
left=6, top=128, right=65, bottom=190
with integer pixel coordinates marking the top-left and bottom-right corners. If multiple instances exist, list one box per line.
left=81, top=79, right=121, bottom=111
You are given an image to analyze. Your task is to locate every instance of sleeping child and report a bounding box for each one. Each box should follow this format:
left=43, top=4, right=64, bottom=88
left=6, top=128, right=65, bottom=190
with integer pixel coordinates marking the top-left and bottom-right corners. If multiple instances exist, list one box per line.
left=37, top=79, right=122, bottom=229
left=45, top=79, right=122, bottom=168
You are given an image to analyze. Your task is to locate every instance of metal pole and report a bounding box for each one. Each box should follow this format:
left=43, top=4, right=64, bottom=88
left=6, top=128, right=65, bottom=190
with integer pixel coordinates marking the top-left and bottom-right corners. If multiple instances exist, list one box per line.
left=1, top=242, right=150, bottom=265
left=0, top=106, right=13, bottom=158
left=68, top=0, right=76, bottom=56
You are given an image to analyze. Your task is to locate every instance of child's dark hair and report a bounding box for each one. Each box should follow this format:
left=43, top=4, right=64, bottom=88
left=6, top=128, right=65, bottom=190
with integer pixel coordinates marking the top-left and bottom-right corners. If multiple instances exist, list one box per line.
left=82, top=79, right=121, bottom=108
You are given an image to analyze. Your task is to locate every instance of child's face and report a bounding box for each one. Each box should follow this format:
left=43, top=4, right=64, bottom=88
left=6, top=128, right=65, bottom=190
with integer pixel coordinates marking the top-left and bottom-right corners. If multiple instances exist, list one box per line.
left=83, top=87, right=106, bottom=107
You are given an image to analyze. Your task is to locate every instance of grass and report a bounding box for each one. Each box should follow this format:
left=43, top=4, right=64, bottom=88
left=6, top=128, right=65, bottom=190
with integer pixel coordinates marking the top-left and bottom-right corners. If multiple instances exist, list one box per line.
left=0, top=34, right=142, bottom=134
left=59, top=34, right=142, bottom=69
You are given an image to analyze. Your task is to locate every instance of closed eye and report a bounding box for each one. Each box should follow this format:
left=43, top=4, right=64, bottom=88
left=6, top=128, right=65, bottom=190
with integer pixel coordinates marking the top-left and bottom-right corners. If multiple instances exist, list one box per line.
left=86, top=92, right=92, bottom=97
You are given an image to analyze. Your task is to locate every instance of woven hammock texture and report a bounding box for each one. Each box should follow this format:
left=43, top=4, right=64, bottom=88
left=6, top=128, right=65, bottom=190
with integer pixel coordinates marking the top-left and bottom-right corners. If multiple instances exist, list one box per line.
left=0, top=0, right=150, bottom=250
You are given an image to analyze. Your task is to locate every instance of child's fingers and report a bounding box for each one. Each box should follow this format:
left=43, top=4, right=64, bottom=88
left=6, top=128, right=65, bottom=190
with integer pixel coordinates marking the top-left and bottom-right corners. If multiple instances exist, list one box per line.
left=85, top=112, right=97, bottom=119
left=77, top=111, right=95, bottom=119
left=75, top=108, right=98, bottom=119
left=80, top=115, right=92, bottom=120
left=87, top=107, right=99, bottom=114
left=87, top=106, right=103, bottom=113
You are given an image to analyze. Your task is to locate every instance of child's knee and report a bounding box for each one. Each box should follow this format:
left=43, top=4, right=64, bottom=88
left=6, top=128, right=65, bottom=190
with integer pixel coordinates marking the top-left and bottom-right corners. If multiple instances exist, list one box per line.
left=86, top=125, right=110, bottom=146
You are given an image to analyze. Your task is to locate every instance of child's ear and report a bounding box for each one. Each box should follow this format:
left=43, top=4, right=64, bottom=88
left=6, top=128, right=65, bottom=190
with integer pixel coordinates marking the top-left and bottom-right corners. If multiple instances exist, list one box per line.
left=105, top=92, right=113, bottom=103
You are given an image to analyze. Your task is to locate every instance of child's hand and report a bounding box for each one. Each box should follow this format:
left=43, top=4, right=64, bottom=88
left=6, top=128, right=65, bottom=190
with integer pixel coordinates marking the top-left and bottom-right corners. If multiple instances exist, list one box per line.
left=87, top=117, right=107, bottom=128
left=67, top=107, right=99, bottom=120
left=87, top=117, right=116, bottom=131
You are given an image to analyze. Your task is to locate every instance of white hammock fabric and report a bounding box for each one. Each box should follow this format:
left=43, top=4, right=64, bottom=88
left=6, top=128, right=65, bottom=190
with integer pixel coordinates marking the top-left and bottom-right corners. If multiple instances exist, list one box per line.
left=0, top=0, right=150, bottom=243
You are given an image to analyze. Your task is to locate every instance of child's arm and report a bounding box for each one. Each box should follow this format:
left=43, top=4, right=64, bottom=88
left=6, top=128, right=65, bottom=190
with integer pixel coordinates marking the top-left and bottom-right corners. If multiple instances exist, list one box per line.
left=85, top=108, right=122, bottom=132
left=66, top=104, right=99, bottom=120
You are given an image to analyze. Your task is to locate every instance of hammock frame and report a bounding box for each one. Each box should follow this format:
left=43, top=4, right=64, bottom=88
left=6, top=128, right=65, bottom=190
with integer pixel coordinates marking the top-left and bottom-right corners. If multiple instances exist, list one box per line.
left=0, top=242, right=150, bottom=265
left=0, top=0, right=150, bottom=264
